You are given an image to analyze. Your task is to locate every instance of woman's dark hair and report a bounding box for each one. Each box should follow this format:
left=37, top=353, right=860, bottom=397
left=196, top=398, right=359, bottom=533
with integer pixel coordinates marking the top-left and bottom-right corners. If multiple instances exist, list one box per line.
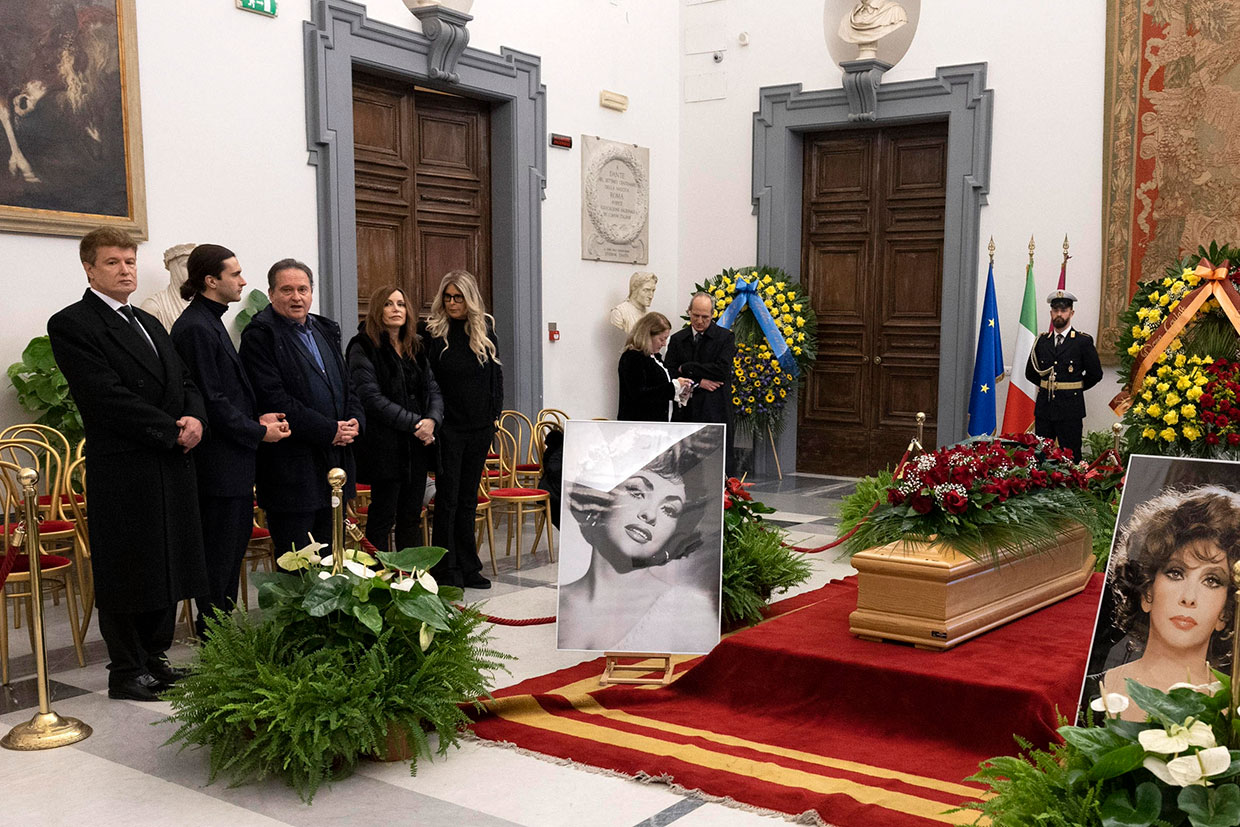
left=181, top=244, right=237, bottom=300
left=363, top=284, right=420, bottom=357
left=1111, top=486, right=1240, bottom=666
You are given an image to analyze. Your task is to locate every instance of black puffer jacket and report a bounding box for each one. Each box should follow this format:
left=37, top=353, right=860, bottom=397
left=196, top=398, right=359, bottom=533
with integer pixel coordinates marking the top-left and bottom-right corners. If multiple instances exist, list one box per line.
left=346, top=325, right=443, bottom=483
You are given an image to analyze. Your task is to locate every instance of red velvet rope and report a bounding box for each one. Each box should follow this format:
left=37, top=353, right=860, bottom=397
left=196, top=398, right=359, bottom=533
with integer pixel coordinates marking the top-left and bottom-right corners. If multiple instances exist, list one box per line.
left=784, top=502, right=877, bottom=554
left=0, top=538, right=19, bottom=590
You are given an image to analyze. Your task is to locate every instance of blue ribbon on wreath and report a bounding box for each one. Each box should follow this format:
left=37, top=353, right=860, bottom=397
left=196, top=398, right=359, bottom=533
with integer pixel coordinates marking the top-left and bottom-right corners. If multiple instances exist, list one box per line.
left=716, top=277, right=799, bottom=377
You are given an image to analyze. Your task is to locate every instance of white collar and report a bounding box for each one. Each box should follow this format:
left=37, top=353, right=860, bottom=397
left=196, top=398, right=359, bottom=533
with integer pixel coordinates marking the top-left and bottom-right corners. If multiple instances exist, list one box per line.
left=1053, top=325, right=1074, bottom=338
left=90, top=287, right=131, bottom=313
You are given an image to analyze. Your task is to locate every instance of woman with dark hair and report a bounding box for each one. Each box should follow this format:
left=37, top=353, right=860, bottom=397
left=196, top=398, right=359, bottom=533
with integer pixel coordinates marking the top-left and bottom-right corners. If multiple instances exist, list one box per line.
left=1097, top=486, right=1240, bottom=720
left=617, top=311, right=692, bottom=422
left=346, top=285, right=441, bottom=555
left=421, top=270, right=502, bottom=589
left=557, top=425, right=723, bottom=653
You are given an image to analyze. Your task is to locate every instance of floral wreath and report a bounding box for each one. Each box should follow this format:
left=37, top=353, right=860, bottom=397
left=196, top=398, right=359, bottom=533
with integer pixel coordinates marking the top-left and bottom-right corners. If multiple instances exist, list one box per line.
left=690, top=266, right=818, bottom=437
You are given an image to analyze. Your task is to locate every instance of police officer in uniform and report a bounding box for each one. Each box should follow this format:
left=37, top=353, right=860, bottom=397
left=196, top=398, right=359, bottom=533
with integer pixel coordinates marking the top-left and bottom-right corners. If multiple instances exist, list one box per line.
left=1024, top=289, right=1102, bottom=462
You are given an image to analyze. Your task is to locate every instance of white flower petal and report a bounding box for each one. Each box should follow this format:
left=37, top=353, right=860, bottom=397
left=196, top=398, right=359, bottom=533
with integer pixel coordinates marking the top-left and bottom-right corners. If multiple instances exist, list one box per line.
left=1186, top=720, right=1217, bottom=749
left=418, top=570, right=439, bottom=595
left=343, top=559, right=372, bottom=579
left=1143, top=756, right=1177, bottom=785
left=320, top=554, right=334, bottom=567
left=1090, top=693, right=1130, bottom=714
left=1139, top=727, right=1189, bottom=755
left=419, top=622, right=434, bottom=652
left=317, top=571, right=335, bottom=580
left=1166, top=753, right=1211, bottom=786
left=1197, top=746, right=1233, bottom=778
left=391, top=578, right=415, bottom=592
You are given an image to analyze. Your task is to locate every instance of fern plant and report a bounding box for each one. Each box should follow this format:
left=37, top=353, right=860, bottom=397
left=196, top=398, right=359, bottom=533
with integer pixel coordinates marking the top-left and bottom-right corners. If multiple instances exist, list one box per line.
left=720, top=477, right=811, bottom=627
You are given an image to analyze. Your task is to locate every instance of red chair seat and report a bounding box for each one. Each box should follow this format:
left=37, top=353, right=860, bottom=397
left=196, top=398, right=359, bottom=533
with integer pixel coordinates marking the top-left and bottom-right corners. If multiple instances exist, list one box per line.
left=489, top=487, right=548, bottom=498
left=250, top=526, right=271, bottom=540
left=356, top=484, right=371, bottom=492
left=7, top=553, right=73, bottom=570
left=515, top=463, right=541, bottom=472
left=4, top=520, right=74, bottom=534
left=36, top=494, right=85, bottom=506
left=486, top=452, right=500, bottom=460
left=427, top=496, right=491, bottom=505
left=356, top=505, right=368, bottom=515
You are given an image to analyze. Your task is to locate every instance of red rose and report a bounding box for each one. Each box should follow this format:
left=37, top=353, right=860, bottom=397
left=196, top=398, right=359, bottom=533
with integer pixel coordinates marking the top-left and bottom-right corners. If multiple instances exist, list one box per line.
left=1050, top=471, right=1066, bottom=485
left=1201, top=393, right=1215, bottom=408
left=1207, top=433, right=1221, bottom=445
left=887, top=488, right=906, bottom=505
left=1218, top=358, right=1231, bottom=368
left=1202, top=411, right=1216, bottom=424
left=1029, top=469, right=1048, bottom=487
left=909, top=492, right=934, bottom=514
left=951, top=465, right=974, bottom=486
left=1013, top=450, right=1033, bottom=467
left=941, top=490, right=969, bottom=514
left=1229, top=433, right=1240, bottom=446
left=1216, top=415, right=1229, bottom=429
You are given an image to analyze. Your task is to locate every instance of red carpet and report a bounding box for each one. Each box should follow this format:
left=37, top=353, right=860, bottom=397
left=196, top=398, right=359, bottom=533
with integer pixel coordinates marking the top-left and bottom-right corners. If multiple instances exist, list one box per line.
left=471, top=574, right=1104, bottom=826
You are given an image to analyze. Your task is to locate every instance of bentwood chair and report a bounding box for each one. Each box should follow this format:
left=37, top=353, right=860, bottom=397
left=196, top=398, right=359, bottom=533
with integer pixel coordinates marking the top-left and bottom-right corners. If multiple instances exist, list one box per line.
left=536, top=408, right=569, bottom=429
left=487, top=426, right=555, bottom=569
left=499, top=410, right=541, bottom=486
left=0, top=458, right=86, bottom=685
left=63, top=455, right=95, bottom=638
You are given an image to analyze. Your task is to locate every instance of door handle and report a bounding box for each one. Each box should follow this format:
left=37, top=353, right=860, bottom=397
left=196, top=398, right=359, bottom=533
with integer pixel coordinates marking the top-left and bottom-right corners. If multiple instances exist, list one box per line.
left=860, top=355, right=869, bottom=363
left=873, top=355, right=883, bottom=365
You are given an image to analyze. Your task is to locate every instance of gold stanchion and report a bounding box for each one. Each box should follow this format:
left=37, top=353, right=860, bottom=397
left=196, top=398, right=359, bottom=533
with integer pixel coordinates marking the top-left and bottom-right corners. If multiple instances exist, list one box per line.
left=766, top=426, right=783, bottom=481
left=328, top=467, right=346, bottom=574
left=2, top=467, right=91, bottom=751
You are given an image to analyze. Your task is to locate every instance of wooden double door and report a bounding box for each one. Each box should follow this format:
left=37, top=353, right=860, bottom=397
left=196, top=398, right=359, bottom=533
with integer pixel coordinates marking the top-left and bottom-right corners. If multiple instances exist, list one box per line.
left=796, top=122, right=947, bottom=477
left=352, top=73, right=491, bottom=322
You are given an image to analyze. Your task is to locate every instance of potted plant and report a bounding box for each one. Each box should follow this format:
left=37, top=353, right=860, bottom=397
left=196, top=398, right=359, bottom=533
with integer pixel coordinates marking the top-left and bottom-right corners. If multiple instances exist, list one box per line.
left=720, top=476, right=811, bottom=628
left=6, top=335, right=83, bottom=445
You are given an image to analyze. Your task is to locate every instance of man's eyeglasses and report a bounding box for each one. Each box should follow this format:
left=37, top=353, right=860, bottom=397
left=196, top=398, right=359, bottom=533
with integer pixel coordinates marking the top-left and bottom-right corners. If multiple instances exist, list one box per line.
left=443, top=292, right=466, bottom=304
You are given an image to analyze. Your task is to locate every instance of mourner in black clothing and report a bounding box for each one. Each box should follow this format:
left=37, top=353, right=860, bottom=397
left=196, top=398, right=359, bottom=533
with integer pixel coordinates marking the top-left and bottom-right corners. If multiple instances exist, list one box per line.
left=617, top=311, right=692, bottom=421
left=171, top=244, right=290, bottom=638
left=346, top=285, right=442, bottom=554
left=665, top=292, right=737, bottom=473
left=421, top=270, right=503, bottom=590
left=1024, top=289, right=1102, bottom=461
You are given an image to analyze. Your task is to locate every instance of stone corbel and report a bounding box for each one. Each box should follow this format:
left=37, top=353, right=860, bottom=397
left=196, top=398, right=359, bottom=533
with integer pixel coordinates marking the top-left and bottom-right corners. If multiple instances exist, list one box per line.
left=840, top=58, right=892, bottom=122
left=410, top=5, right=472, bottom=84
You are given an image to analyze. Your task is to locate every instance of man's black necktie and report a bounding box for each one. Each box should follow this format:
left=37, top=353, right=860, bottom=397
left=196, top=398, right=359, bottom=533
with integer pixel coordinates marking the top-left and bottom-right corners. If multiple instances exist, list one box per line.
left=1055, top=333, right=1064, bottom=348
left=120, top=305, right=156, bottom=353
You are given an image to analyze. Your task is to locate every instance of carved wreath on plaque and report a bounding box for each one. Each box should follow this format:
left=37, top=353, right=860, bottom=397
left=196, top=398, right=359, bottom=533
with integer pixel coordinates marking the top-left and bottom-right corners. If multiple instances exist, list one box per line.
left=583, top=140, right=650, bottom=249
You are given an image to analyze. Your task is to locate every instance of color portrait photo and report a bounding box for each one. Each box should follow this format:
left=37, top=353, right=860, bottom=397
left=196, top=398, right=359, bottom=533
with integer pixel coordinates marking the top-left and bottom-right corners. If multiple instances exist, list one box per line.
left=1080, top=454, right=1240, bottom=723
left=556, top=421, right=725, bottom=654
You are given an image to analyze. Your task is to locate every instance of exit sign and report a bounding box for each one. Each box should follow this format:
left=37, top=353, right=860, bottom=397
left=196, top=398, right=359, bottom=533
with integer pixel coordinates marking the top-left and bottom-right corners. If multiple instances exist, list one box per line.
left=237, top=0, right=277, bottom=17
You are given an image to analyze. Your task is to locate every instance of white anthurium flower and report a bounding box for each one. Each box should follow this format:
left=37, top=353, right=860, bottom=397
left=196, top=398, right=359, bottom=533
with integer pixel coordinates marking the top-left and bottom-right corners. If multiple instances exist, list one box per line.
left=1138, top=718, right=1216, bottom=754
left=320, top=554, right=334, bottom=567
left=343, top=559, right=373, bottom=579
left=317, top=570, right=336, bottom=580
left=417, top=570, right=439, bottom=594
left=343, top=548, right=378, bottom=567
left=298, top=535, right=327, bottom=557
left=419, top=622, right=435, bottom=652
left=1090, top=693, right=1130, bottom=715
left=391, top=577, right=416, bottom=592
left=1144, top=746, right=1232, bottom=787
left=1168, top=680, right=1225, bottom=695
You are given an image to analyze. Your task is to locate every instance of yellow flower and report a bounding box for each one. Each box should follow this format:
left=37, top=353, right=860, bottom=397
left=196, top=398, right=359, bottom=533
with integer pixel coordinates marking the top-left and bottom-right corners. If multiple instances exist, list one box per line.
left=1143, top=427, right=1157, bottom=439
left=1149, top=290, right=1161, bottom=303
left=781, top=314, right=793, bottom=324
left=1169, top=299, right=1180, bottom=312
left=1157, top=365, right=1171, bottom=378
left=764, top=286, right=776, bottom=297
left=1187, top=386, right=1203, bottom=401
left=1183, top=425, right=1201, bottom=441
left=732, top=396, right=741, bottom=406
left=1149, top=309, right=1163, bottom=324
left=1171, top=280, right=1186, bottom=293
left=1186, top=272, right=1201, bottom=287
left=1159, top=294, right=1170, bottom=306
left=1163, top=410, right=1179, bottom=426
left=761, top=274, right=772, bottom=285
left=1169, top=337, right=1182, bottom=350
left=1156, top=382, right=1170, bottom=394
left=1137, top=307, right=1150, bottom=320
left=1160, top=427, right=1177, bottom=442
left=775, top=281, right=785, bottom=290
left=1176, top=375, right=1192, bottom=391
left=797, top=317, right=806, bottom=328
left=780, top=304, right=790, bottom=314
left=1195, top=374, right=1209, bottom=386
left=1181, top=404, right=1196, bottom=419
left=1175, top=354, right=1186, bottom=368
left=773, top=376, right=782, bottom=385
left=1164, top=392, right=1180, bottom=407
left=765, top=393, right=775, bottom=403
left=1144, top=376, right=1157, bottom=387
left=1142, top=390, right=1154, bottom=402
left=750, top=271, right=759, bottom=279
left=1203, top=355, right=1215, bottom=364
left=716, top=299, right=726, bottom=309
left=1132, top=325, right=1144, bottom=337
left=1127, top=342, right=1141, bottom=356
left=793, top=303, right=802, bottom=312
left=1146, top=404, right=1162, bottom=418
left=793, top=346, right=802, bottom=355
left=1162, top=278, right=1174, bottom=287
left=1132, top=404, right=1145, bottom=416
left=779, top=388, right=787, bottom=398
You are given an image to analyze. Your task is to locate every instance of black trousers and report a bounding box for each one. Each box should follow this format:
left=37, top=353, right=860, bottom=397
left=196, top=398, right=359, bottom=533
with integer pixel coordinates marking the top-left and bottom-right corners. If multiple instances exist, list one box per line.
left=196, top=495, right=254, bottom=631
left=265, top=507, right=334, bottom=561
left=365, top=453, right=430, bottom=554
left=1035, top=417, right=1084, bottom=463
left=98, top=605, right=177, bottom=685
left=431, top=425, right=491, bottom=583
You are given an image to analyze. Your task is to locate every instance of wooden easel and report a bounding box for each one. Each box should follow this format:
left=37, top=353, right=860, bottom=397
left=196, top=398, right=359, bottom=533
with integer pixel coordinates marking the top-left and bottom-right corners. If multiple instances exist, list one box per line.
left=600, top=652, right=674, bottom=686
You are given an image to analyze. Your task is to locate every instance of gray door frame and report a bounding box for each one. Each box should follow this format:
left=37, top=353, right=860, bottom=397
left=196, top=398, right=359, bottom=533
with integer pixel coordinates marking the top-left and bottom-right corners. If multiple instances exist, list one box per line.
left=304, top=0, right=547, bottom=414
left=751, top=63, right=993, bottom=474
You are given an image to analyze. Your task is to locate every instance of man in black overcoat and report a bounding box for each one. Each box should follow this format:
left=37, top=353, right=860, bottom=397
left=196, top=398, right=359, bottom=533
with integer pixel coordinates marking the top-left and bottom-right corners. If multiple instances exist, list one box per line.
left=170, top=245, right=290, bottom=637
left=1024, top=289, right=1103, bottom=462
left=666, top=292, right=737, bottom=473
left=47, top=228, right=208, bottom=701
left=239, top=259, right=363, bottom=556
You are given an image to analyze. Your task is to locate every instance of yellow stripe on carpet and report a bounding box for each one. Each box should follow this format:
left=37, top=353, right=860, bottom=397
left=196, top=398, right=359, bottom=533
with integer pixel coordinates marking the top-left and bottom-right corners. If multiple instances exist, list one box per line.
left=488, top=695, right=985, bottom=825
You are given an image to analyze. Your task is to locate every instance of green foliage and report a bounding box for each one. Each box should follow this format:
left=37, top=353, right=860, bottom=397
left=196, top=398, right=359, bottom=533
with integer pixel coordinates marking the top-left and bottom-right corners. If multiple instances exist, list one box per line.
left=6, top=336, right=83, bottom=445
left=719, top=478, right=811, bottom=627
left=164, top=544, right=510, bottom=802
left=959, top=736, right=1105, bottom=826
left=235, top=289, right=270, bottom=332
left=836, top=470, right=894, bottom=542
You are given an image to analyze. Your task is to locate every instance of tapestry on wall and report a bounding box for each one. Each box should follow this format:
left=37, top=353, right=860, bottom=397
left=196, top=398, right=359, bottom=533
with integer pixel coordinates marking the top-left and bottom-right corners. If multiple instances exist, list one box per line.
left=1099, top=0, right=1240, bottom=363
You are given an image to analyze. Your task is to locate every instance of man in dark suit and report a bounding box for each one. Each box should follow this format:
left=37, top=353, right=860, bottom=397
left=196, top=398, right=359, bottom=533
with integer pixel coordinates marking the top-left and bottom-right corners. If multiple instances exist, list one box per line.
left=170, top=244, right=290, bottom=637
left=1025, top=289, right=1102, bottom=462
left=239, top=259, right=363, bottom=555
left=666, top=292, right=737, bottom=473
left=48, top=228, right=208, bottom=701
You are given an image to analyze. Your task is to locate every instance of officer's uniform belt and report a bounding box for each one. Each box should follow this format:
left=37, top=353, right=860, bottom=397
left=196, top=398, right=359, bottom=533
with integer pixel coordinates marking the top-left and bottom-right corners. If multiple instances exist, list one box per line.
left=1040, top=379, right=1083, bottom=391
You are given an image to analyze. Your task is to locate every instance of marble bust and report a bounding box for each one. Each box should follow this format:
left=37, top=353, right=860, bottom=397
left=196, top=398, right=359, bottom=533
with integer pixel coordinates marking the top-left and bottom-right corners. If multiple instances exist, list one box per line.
left=609, top=271, right=658, bottom=333
left=140, top=242, right=194, bottom=332
left=838, top=0, right=908, bottom=59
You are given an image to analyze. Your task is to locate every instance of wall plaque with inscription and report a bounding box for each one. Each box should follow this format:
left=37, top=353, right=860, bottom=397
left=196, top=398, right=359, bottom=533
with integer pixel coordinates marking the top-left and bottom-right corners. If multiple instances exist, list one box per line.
left=581, top=135, right=650, bottom=265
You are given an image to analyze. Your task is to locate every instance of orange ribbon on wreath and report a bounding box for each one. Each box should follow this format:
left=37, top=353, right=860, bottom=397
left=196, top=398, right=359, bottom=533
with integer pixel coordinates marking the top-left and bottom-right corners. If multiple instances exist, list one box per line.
left=1111, top=260, right=1239, bottom=414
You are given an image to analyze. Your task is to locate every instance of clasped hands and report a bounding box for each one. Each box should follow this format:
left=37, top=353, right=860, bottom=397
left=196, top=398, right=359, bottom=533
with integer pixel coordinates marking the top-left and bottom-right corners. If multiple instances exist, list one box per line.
left=175, top=416, right=203, bottom=452
left=259, top=412, right=291, bottom=443
left=333, top=418, right=360, bottom=446
left=413, top=418, right=435, bottom=446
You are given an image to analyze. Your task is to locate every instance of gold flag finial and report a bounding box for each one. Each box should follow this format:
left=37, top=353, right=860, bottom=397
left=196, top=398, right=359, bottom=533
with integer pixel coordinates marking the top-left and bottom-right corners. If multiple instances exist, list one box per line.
left=988, top=236, right=995, bottom=262
left=1028, top=235, right=1035, bottom=265
left=1063, top=234, right=1071, bottom=264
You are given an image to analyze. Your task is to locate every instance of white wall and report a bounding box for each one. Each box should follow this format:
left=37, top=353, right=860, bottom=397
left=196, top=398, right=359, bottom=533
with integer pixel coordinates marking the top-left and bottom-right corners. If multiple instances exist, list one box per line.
left=0, top=0, right=682, bottom=427
left=676, top=0, right=1119, bottom=440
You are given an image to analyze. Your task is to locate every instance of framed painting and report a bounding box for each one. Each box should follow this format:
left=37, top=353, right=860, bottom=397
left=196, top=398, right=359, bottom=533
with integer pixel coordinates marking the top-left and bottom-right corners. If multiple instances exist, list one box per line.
left=0, top=0, right=147, bottom=239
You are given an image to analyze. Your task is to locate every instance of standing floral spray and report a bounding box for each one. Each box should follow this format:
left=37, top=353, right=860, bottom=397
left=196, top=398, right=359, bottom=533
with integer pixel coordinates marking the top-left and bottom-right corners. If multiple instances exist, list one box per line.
left=690, top=266, right=818, bottom=437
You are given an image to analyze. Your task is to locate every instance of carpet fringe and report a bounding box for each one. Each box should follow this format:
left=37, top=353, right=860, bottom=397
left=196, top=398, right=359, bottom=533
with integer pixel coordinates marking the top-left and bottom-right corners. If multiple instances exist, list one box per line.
left=464, top=732, right=837, bottom=826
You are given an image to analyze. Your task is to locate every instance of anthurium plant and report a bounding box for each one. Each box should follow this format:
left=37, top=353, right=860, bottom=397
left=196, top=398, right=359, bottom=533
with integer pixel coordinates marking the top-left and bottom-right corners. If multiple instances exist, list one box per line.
left=964, top=677, right=1240, bottom=827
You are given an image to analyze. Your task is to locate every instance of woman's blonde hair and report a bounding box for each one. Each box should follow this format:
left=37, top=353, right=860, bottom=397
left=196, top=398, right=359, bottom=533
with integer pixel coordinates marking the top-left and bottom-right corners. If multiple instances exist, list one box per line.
left=363, top=284, right=420, bottom=356
left=624, top=312, right=671, bottom=355
left=425, top=270, right=501, bottom=365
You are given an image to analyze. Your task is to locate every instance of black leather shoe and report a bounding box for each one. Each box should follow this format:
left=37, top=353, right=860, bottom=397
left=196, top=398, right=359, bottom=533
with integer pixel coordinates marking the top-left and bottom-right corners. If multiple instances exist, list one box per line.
left=148, top=659, right=190, bottom=685
left=463, top=573, right=491, bottom=589
left=107, top=673, right=166, bottom=702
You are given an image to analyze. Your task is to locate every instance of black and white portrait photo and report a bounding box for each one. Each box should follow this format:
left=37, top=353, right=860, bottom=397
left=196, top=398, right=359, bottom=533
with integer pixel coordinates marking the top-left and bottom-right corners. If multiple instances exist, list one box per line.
left=556, top=421, right=725, bottom=654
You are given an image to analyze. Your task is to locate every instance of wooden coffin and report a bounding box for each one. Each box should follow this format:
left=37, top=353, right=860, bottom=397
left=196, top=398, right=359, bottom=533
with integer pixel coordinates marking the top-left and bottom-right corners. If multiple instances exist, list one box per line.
left=848, top=523, right=1094, bottom=650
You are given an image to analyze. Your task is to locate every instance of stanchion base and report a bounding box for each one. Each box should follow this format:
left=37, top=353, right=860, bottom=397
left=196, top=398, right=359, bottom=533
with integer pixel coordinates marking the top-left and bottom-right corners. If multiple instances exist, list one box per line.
left=1, top=711, right=92, bottom=751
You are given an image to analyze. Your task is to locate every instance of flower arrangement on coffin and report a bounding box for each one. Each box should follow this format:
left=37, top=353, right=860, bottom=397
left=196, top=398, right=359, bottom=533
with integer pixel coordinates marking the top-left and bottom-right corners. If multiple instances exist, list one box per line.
left=690, top=266, right=818, bottom=437
left=720, top=476, right=811, bottom=628
left=837, top=434, right=1119, bottom=564
left=962, top=677, right=1240, bottom=827
left=164, top=541, right=510, bottom=802
left=1116, top=242, right=1240, bottom=458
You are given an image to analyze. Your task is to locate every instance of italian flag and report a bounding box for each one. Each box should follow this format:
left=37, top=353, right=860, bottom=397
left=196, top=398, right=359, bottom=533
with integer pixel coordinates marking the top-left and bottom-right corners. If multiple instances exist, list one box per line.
left=1001, top=262, right=1038, bottom=434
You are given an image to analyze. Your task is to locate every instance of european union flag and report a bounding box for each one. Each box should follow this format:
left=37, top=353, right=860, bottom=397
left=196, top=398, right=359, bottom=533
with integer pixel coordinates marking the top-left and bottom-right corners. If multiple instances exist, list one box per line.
left=966, top=261, right=1005, bottom=437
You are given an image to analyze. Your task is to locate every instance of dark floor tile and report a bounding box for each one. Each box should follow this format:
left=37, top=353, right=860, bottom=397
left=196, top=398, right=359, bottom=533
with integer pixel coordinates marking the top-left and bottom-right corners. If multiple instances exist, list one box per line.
left=0, top=677, right=92, bottom=714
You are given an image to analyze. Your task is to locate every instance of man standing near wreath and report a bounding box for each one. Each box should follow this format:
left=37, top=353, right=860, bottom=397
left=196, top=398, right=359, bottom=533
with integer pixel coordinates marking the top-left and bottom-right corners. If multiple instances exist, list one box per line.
left=1024, top=289, right=1102, bottom=462
left=666, top=292, right=737, bottom=474
left=48, top=228, right=208, bottom=702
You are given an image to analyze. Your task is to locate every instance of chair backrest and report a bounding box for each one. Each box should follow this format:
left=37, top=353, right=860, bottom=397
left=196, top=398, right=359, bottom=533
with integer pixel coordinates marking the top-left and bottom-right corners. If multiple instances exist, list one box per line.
left=536, top=408, right=568, bottom=429
left=499, top=409, right=536, bottom=465
left=0, top=437, right=65, bottom=520
left=65, top=455, right=90, bottom=557
left=532, top=419, right=560, bottom=468
left=492, top=425, right=520, bottom=488
left=0, top=458, right=19, bottom=545
left=0, top=424, right=71, bottom=466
